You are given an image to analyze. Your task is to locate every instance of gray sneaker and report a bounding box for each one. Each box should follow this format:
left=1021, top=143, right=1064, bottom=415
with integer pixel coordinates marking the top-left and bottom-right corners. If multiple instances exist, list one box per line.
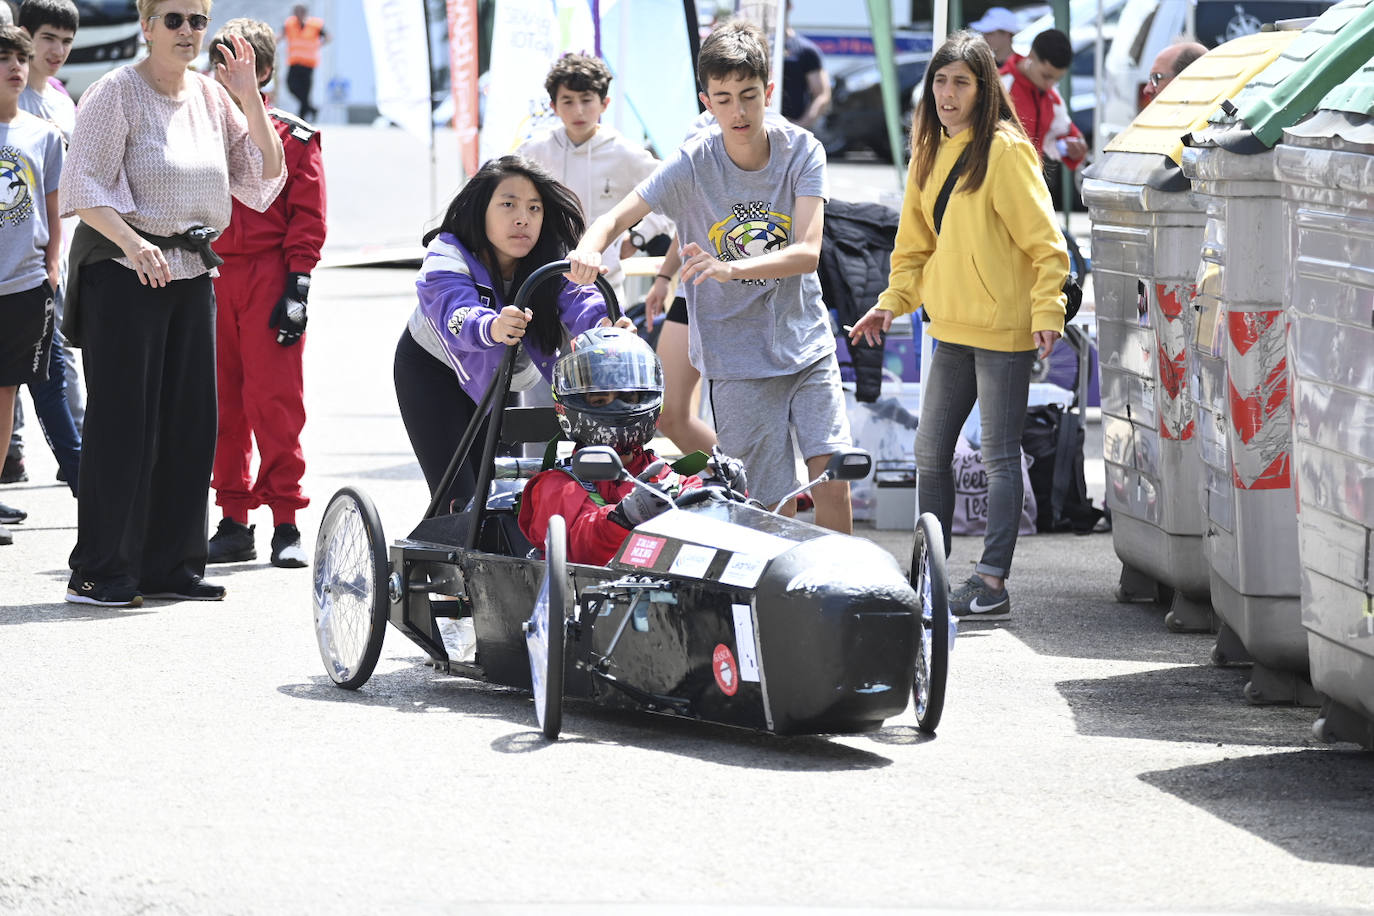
left=950, top=573, right=1011, bottom=620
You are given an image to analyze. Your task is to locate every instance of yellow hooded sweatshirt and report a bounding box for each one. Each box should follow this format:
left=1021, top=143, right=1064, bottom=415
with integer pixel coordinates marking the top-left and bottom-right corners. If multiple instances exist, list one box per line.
left=877, top=125, right=1069, bottom=352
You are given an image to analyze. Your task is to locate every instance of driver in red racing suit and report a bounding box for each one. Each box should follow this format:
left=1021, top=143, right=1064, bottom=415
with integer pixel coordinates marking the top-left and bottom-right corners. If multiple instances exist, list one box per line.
left=518, top=327, right=745, bottom=565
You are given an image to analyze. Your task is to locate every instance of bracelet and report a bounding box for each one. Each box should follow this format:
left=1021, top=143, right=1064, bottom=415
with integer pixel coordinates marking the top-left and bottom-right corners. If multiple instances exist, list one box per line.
left=655, top=273, right=672, bottom=282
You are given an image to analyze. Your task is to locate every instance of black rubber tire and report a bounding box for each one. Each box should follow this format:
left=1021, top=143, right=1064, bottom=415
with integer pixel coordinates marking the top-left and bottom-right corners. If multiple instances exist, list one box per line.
left=534, top=515, right=567, bottom=740
left=312, top=486, right=389, bottom=690
left=910, top=512, right=950, bottom=734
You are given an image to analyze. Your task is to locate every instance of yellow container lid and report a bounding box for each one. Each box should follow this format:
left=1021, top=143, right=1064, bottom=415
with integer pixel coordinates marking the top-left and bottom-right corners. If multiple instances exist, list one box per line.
left=1105, top=29, right=1303, bottom=162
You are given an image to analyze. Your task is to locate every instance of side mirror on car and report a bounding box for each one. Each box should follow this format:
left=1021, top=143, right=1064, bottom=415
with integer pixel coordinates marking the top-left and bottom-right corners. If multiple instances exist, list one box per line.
left=571, top=446, right=625, bottom=482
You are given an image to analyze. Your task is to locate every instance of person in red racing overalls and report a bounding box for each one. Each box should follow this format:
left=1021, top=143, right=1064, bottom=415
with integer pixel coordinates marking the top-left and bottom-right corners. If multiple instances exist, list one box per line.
left=204, top=18, right=326, bottom=570
left=518, top=327, right=746, bottom=566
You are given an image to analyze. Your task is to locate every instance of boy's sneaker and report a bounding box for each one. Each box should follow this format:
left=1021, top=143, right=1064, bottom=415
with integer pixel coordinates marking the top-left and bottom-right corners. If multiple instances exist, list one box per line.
left=270, top=523, right=308, bottom=568
left=949, top=573, right=1012, bottom=620
left=144, top=576, right=227, bottom=601
left=0, top=501, right=27, bottom=524
left=1, top=455, right=27, bottom=484
left=207, top=518, right=256, bottom=563
left=66, top=576, right=143, bottom=608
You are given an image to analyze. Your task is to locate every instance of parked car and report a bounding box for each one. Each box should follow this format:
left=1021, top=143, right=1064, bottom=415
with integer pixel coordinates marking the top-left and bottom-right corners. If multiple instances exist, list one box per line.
left=815, top=50, right=930, bottom=162
left=1097, top=0, right=1337, bottom=146
left=63, top=1, right=143, bottom=99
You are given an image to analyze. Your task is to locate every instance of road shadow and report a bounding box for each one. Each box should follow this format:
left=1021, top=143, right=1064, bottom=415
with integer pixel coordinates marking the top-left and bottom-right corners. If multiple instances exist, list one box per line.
left=1140, top=750, right=1374, bottom=866
left=1057, top=665, right=1316, bottom=747
left=0, top=601, right=153, bottom=624
left=279, top=659, right=895, bottom=772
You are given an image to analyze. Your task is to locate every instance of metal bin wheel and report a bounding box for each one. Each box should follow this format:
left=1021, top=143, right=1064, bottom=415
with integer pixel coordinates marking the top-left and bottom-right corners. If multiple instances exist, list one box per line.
left=312, top=487, right=390, bottom=689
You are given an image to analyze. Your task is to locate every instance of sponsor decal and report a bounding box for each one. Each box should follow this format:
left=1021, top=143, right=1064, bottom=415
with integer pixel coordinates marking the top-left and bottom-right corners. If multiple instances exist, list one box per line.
left=712, top=643, right=739, bottom=696
left=731, top=605, right=760, bottom=682
left=621, top=534, right=666, bottom=568
left=668, top=543, right=715, bottom=578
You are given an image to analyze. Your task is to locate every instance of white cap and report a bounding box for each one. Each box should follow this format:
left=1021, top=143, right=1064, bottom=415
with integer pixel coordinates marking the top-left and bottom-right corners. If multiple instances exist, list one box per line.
left=970, top=7, right=1020, bottom=34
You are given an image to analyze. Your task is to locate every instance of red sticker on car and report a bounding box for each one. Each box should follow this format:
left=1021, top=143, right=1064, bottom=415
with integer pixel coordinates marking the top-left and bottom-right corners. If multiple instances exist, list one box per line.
left=713, top=643, right=739, bottom=696
left=622, top=534, right=666, bottom=568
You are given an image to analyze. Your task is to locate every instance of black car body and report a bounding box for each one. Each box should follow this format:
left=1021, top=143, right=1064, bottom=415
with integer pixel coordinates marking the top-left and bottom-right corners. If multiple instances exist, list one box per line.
left=817, top=51, right=931, bottom=162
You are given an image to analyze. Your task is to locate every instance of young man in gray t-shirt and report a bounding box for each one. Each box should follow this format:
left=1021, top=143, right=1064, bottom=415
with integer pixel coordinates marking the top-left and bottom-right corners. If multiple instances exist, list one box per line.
left=567, top=20, right=852, bottom=533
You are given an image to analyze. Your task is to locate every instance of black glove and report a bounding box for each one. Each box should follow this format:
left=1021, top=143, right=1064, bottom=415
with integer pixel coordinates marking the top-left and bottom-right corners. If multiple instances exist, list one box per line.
left=270, top=272, right=310, bottom=346
left=704, top=446, right=748, bottom=496
left=608, top=482, right=674, bottom=530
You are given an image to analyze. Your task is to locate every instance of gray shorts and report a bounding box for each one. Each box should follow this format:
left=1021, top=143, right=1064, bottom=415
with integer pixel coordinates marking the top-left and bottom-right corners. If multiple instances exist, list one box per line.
left=709, top=353, right=852, bottom=508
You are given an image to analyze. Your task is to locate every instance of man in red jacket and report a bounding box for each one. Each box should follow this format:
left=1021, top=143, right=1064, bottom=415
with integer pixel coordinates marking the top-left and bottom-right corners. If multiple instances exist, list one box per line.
left=999, top=28, right=1087, bottom=172
left=518, top=328, right=746, bottom=566
left=206, top=18, right=326, bottom=569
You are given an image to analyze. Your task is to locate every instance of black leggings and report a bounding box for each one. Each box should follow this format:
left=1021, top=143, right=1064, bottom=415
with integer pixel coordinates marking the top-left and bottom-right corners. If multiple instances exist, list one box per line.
left=394, top=330, right=492, bottom=513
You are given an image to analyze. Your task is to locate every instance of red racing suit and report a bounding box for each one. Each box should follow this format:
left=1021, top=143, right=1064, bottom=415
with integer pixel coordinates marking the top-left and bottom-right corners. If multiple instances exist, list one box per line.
left=518, top=448, right=702, bottom=566
left=1000, top=54, right=1085, bottom=170
left=210, top=107, right=326, bottom=525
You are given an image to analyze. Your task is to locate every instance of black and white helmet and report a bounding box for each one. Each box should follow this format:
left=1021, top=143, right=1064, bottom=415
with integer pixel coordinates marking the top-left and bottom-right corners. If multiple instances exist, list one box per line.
left=553, top=327, right=664, bottom=454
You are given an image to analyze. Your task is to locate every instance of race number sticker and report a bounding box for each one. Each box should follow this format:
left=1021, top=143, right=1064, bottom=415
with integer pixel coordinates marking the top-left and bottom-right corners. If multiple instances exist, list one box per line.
left=712, top=644, right=739, bottom=696
left=669, top=543, right=715, bottom=578
left=720, top=552, right=766, bottom=588
left=731, top=604, right=760, bottom=682
left=622, top=534, right=666, bottom=568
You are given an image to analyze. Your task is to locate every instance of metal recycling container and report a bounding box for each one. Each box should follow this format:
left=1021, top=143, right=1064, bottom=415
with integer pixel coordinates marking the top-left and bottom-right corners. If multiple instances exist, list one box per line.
left=1275, top=56, right=1374, bottom=750
left=1082, top=30, right=1299, bottom=633
left=1179, top=0, right=1374, bottom=704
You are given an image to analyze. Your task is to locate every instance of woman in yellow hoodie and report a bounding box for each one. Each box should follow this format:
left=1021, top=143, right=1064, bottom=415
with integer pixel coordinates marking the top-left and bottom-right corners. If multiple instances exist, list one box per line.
left=850, top=30, right=1068, bottom=622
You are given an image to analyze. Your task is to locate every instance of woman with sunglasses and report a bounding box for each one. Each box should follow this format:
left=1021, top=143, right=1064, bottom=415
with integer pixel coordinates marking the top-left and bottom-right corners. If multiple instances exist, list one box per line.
left=58, top=0, right=285, bottom=608
left=849, top=31, right=1068, bottom=623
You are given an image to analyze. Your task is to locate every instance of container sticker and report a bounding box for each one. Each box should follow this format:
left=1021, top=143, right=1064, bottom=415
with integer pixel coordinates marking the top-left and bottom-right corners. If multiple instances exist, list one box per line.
left=731, top=604, right=760, bottom=682
left=720, top=552, right=767, bottom=588
left=668, top=543, right=715, bottom=578
left=622, top=534, right=666, bottom=568
left=712, top=643, right=739, bottom=696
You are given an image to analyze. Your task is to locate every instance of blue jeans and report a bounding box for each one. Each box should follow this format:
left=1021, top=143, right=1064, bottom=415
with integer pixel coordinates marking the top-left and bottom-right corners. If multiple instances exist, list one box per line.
left=915, top=341, right=1034, bottom=579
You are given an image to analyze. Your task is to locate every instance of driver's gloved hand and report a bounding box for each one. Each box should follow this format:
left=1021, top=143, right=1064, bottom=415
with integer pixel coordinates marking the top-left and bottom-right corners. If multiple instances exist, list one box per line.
left=704, top=446, right=748, bottom=496
left=608, top=482, right=674, bottom=530
left=270, top=272, right=310, bottom=346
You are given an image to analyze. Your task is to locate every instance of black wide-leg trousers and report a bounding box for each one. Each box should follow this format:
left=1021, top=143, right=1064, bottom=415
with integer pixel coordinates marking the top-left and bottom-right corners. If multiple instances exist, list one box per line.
left=69, top=260, right=217, bottom=592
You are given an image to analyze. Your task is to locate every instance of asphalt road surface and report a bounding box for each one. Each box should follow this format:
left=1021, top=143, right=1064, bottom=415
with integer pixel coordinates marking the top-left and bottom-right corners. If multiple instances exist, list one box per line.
left=1, top=127, right=1370, bottom=914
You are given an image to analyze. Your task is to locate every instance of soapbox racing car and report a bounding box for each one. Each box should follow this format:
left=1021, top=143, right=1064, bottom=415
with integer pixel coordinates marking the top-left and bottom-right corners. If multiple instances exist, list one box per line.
left=310, top=261, right=951, bottom=739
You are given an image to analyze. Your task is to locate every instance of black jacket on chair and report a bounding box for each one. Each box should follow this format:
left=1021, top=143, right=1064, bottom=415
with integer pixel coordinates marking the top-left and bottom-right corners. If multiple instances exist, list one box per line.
left=817, top=199, right=900, bottom=403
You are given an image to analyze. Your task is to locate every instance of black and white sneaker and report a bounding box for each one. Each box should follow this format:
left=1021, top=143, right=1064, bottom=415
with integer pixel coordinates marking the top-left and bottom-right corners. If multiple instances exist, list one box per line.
left=949, top=573, right=1012, bottom=621
left=1, top=455, right=27, bottom=484
left=144, top=576, right=227, bottom=601
left=66, top=577, right=143, bottom=608
left=0, top=501, right=27, bottom=524
left=207, top=517, right=256, bottom=563
left=270, top=523, right=308, bottom=569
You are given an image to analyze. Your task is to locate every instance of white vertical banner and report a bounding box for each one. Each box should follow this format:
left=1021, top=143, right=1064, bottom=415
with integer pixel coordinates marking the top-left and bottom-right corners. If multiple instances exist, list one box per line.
left=362, top=0, right=433, bottom=143
left=734, top=0, right=782, bottom=113
left=480, top=0, right=596, bottom=164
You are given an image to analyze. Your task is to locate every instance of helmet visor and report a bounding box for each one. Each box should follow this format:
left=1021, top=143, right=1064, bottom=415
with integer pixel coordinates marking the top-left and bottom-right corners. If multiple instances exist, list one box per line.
left=554, top=342, right=664, bottom=396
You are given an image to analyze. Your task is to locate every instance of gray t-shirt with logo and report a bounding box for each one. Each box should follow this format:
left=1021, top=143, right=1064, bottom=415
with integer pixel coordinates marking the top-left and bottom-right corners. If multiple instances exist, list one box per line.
left=637, top=120, right=832, bottom=380
left=0, top=112, right=64, bottom=296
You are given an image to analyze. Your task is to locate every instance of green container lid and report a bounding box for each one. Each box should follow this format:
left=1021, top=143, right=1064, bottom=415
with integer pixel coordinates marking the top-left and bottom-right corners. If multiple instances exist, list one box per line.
left=1316, top=51, right=1374, bottom=113
left=1220, top=0, right=1374, bottom=146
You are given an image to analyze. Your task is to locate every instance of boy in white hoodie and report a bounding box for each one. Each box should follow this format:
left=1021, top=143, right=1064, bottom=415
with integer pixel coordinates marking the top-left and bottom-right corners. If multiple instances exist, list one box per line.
left=517, top=53, right=668, bottom=307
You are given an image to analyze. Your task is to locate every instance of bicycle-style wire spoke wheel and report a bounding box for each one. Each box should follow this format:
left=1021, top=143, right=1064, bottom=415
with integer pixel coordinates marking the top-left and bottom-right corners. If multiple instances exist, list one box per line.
left=910, top=512, right=951, bottom=734
left=313, top=487, right=389, bottom=689
left=525, top=514, right=567, bottom=740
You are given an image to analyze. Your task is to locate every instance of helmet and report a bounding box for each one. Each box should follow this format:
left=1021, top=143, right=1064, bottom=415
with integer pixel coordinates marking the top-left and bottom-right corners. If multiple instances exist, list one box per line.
left=553, top=327, right=664, bottom=454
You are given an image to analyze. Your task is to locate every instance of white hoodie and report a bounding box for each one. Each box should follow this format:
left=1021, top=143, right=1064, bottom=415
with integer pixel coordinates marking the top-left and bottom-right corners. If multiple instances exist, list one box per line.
left=517, top=123, right=672, bottom=303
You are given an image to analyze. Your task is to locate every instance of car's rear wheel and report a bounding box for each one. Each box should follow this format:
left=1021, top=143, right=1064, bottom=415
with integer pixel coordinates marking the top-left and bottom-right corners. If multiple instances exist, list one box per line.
left=526, top=514, right=567, bottom=740
left=910, top=512, right=950, bottom=734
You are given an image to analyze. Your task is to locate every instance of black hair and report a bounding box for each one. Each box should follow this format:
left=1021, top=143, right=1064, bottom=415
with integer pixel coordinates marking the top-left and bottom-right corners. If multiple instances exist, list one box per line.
left=18, top=0, right=78, bottom=34
left=544, top=52, right=612, bottom=103
left=424, top=155, right=587, bottom=354
left=697, top=18, right=769, bottom=92
left=1029, top=28, right=1072, bottom=69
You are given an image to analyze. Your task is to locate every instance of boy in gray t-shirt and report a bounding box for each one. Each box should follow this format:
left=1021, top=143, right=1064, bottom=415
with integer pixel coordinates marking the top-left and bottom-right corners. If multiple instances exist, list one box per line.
left=567, top=20, right=852, bottom=533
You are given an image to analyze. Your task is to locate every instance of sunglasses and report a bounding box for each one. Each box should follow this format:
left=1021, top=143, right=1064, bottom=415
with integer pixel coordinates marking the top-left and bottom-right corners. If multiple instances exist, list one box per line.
left=1147, top=71, right=1166, bottom=88
left=149, top=12, right=210, bottom=31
